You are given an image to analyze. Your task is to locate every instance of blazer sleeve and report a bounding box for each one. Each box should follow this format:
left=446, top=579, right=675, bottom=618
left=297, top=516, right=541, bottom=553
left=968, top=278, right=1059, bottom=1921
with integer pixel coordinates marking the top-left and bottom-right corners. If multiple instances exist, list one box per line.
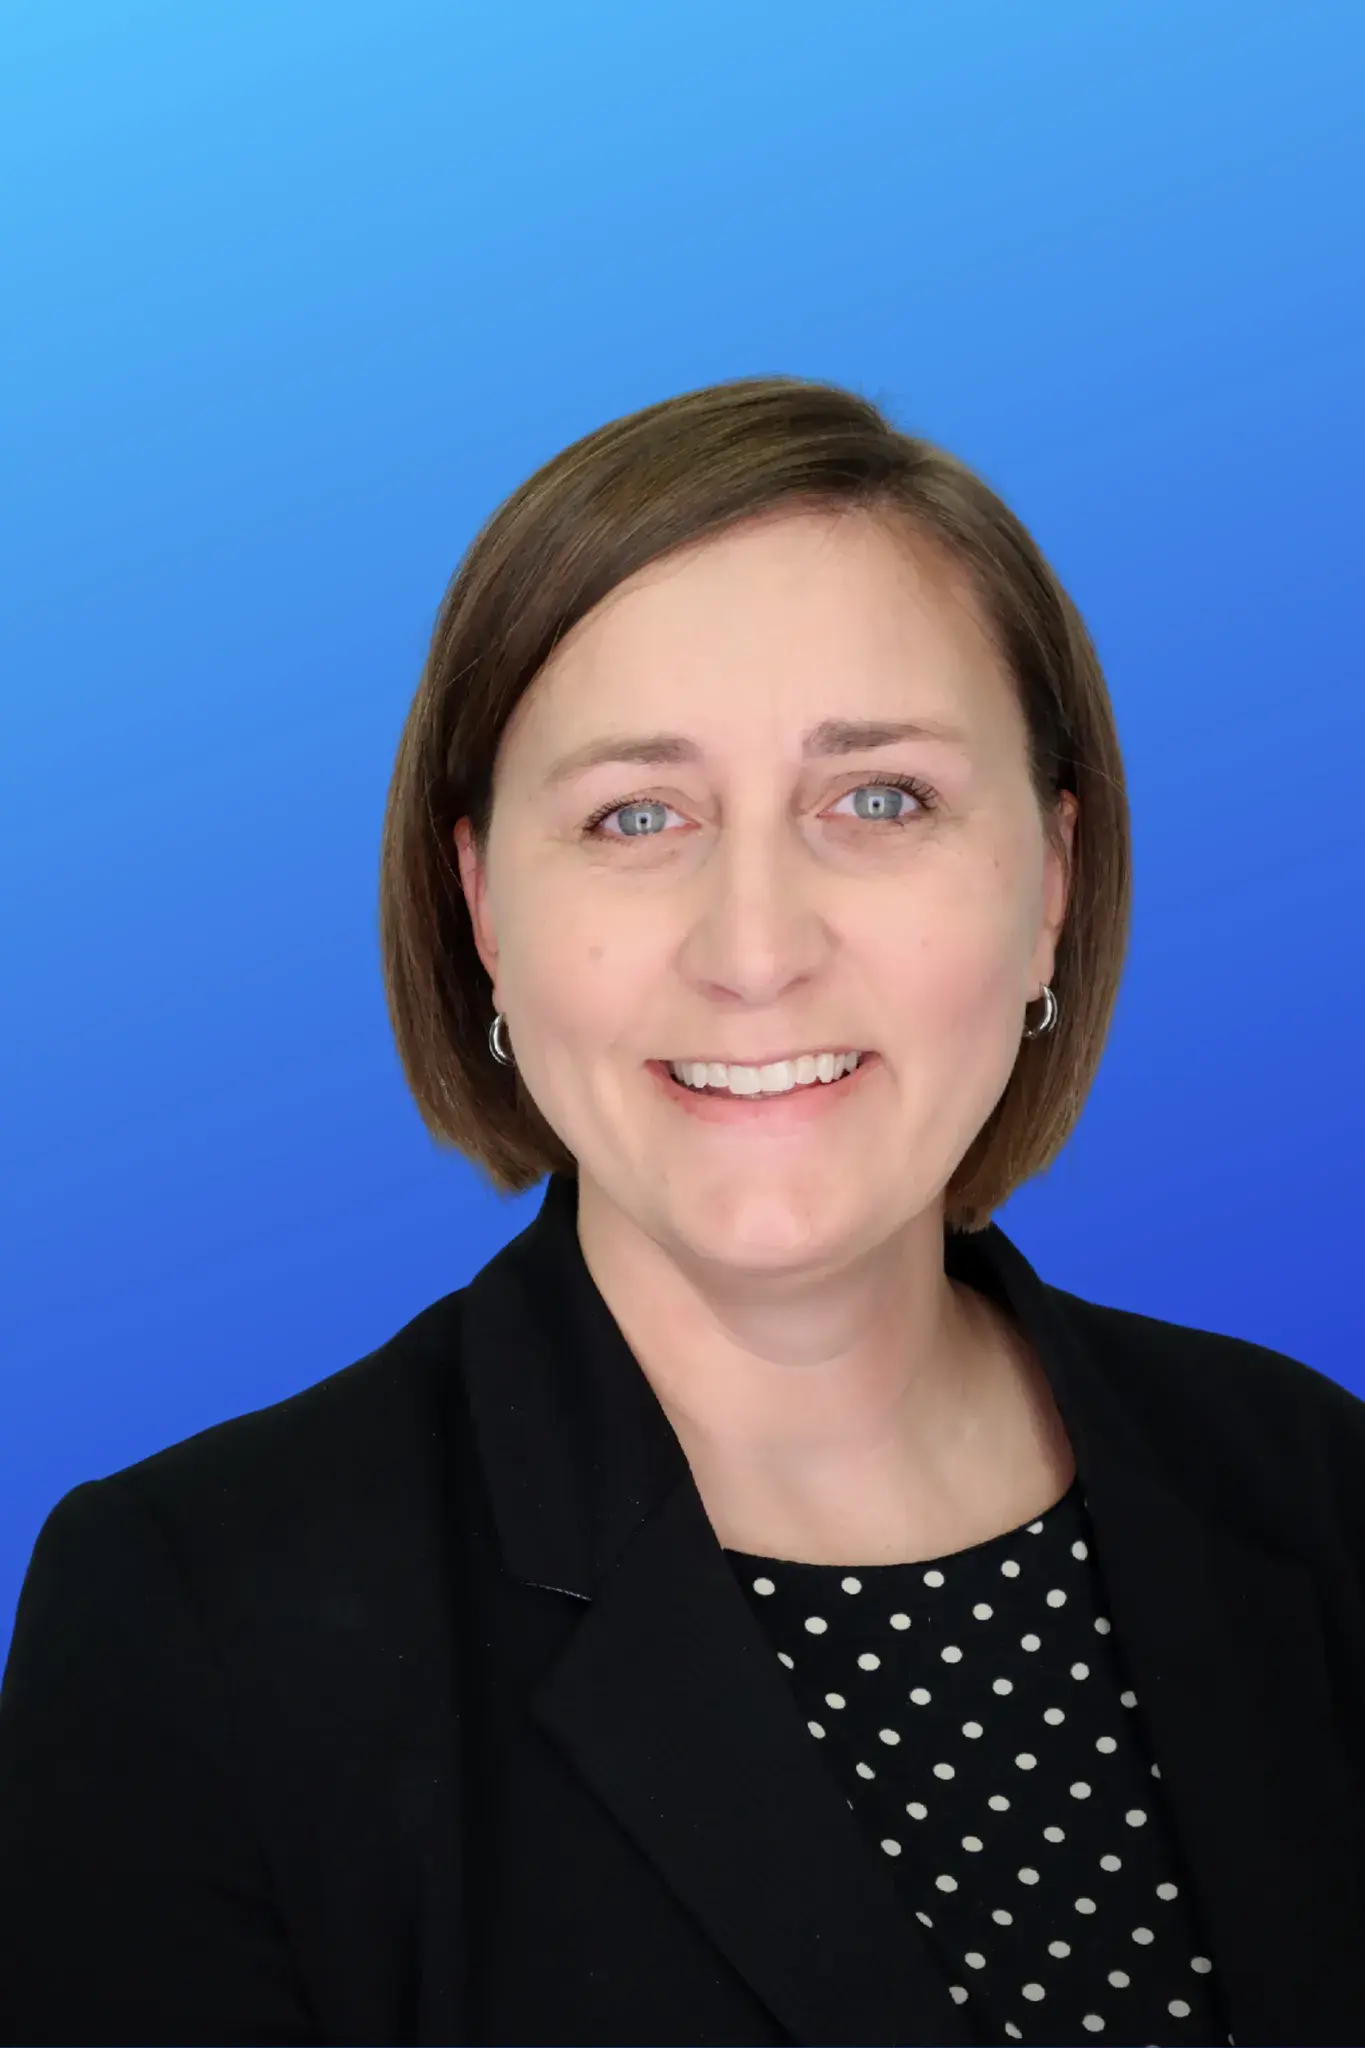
left=0, top=1474, right=319, bottom=2047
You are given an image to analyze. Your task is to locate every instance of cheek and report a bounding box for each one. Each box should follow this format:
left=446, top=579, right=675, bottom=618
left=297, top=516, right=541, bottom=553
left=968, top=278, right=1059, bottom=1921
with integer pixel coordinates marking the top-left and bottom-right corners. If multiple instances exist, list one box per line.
left=871, top=906, right=1019, bottom=1027
left=509, top=907, right=660, bottom=1043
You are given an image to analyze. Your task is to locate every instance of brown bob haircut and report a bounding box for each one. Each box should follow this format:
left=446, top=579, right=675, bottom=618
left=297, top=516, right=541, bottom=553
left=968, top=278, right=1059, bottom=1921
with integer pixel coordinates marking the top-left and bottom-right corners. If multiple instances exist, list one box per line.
left=379, top=375, right=1131, bottom=1233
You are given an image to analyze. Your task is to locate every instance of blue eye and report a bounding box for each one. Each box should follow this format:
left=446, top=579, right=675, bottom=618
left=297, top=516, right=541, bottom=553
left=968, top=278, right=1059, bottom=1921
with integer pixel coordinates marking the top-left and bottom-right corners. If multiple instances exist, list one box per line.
left=581, top=775, right=938, bottom=840
left=831, top=780, right=934, bottom=824
left=578, top=796, right=680, bottom=840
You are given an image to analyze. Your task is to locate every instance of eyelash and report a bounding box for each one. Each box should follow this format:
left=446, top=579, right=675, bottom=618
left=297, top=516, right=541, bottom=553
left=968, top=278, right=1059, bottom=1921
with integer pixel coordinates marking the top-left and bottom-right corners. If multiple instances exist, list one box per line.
left=580, top=773, right=940, bottom=840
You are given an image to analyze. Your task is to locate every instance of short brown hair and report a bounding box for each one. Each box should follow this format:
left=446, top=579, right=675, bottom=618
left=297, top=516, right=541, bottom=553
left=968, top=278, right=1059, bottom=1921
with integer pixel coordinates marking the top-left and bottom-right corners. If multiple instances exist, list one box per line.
left=378, top=375, right=1130, bottom=1232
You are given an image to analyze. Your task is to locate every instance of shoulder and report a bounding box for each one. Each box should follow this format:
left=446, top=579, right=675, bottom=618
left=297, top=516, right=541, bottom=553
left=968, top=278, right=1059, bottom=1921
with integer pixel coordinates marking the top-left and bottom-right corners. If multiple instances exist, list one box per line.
left=23, top=1287, right=473, bottom=1607
left=1052, top=1279, right=1364, bottom=1428
left=1046, top=1278, right=1365, bottom=1548
left=133, top=1287, right=467, bottom=1495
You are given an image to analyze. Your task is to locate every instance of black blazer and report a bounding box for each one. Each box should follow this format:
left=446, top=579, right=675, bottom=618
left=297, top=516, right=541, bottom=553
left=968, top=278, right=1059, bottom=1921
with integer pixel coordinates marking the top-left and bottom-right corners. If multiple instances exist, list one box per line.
left=3, top=1170, right=1365, bottom=2048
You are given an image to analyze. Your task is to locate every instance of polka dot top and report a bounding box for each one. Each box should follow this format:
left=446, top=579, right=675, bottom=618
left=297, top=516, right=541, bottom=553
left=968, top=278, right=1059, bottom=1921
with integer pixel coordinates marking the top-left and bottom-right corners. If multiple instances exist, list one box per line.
left=724, top=1472, right=1235, bottom=2048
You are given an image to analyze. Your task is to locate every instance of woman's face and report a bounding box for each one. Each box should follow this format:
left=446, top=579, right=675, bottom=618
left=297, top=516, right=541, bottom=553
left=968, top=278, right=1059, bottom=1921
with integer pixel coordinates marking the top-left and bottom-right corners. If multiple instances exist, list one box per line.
left=455, top=508, right=1075, bottom=1276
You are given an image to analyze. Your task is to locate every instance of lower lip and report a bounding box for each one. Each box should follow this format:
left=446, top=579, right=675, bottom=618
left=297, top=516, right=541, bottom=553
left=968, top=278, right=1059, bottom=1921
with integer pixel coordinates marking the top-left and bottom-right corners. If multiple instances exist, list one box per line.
left=648, top=1055, right=880, bottom=1125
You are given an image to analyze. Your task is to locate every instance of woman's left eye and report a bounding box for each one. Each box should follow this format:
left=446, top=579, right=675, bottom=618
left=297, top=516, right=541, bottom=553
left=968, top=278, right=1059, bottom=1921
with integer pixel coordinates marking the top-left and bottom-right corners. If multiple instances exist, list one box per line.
left=582, top=775, right=938, bottom=840
left=829, top=776, right=938, bottom=824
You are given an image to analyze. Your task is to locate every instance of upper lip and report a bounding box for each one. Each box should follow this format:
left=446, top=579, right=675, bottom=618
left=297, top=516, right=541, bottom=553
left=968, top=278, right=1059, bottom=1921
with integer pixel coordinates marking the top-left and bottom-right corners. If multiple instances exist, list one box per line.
left=659, top=1048, right=870, bottom=1067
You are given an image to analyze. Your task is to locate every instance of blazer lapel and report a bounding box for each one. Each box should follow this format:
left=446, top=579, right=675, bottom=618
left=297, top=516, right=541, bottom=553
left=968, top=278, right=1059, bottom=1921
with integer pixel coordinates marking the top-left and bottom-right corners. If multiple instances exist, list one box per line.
left=461, top=1173, right=975, bottom=2045
left=1069, top=1460, right=1365, bottom=2045
left=459, top=1174, right=1365, bottom=2048
left=533, top=1468, right=978, bottom=2046
left=975, top=1224, right=1365, bottom=2048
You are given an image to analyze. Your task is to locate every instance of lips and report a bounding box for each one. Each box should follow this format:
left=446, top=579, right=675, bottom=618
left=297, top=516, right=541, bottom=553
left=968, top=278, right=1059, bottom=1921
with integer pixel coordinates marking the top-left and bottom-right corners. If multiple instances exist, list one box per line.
left=660, top=1050, right=870, bottom=1070
left=648, top=1051, right=880, bottom=1119
left=681, top=1067, right=860, bottom=1097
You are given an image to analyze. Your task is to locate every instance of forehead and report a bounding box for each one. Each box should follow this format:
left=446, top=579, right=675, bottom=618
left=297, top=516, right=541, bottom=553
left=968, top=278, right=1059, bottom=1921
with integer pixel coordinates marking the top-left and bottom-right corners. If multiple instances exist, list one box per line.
left=502, top=508, right=1015, bottom=761
left=570, top=509, right=986, bottom=659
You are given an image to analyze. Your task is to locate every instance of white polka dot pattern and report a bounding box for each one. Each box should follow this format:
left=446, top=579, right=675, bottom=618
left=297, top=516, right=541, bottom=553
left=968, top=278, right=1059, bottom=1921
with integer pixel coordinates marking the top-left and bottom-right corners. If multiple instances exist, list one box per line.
left=725, top=1475, right=1231, bottom=2046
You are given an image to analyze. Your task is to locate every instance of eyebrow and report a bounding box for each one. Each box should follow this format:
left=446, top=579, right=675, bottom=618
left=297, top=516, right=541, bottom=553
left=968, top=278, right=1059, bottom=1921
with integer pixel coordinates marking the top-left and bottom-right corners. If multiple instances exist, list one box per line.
left=541, top=717, right=972, bottom=789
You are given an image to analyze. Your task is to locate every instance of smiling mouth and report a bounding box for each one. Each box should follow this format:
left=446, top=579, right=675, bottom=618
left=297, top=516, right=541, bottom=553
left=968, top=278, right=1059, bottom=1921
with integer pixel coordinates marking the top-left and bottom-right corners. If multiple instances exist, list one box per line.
left=650, top=1056, right=879, bottom=1105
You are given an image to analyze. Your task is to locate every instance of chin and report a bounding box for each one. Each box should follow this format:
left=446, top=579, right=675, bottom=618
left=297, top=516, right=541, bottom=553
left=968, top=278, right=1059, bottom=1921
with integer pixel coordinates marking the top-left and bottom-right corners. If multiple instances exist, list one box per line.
left=658, top=1173, right=875, bottom=1268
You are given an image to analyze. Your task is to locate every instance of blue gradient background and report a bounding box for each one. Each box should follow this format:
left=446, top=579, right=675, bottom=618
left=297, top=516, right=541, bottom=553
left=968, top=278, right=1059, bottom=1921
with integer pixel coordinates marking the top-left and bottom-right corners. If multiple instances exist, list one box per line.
left=3, top=1, right=1363, bottom=1662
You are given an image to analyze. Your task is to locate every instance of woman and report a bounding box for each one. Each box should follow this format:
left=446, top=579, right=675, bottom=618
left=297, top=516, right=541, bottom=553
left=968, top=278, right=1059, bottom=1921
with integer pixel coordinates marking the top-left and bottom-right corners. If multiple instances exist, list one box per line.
left=2, top=376, right=1363, bottom=2048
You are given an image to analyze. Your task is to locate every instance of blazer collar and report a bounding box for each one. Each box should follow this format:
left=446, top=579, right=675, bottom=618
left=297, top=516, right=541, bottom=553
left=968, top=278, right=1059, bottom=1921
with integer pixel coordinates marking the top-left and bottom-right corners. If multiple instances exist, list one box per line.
left=457, top=1172, right=1365, bottom=2046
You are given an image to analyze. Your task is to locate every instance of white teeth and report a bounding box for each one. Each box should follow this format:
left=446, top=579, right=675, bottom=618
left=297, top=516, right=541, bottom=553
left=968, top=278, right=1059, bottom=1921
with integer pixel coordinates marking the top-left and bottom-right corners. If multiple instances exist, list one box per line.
left=666, top=1051, right=863, bottom=1096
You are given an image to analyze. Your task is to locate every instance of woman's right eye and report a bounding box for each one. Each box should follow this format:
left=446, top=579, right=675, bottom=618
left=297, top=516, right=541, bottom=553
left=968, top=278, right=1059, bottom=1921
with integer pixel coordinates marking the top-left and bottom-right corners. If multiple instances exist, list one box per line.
left=582, top=797, right=678, bottom=839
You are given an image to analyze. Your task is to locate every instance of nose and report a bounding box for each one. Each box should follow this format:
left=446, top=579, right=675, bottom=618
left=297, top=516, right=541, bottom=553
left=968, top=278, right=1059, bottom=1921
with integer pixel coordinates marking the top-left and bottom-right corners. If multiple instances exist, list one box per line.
left=677, top=834, right=830, bottom=1006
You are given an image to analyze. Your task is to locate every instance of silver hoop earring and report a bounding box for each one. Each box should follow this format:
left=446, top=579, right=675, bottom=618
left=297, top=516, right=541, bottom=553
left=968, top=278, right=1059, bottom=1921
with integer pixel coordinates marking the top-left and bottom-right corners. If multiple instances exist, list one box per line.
left=488, top=1010, right=514, bottom=1067
left=1022, top=984, right=1058, bottom=1039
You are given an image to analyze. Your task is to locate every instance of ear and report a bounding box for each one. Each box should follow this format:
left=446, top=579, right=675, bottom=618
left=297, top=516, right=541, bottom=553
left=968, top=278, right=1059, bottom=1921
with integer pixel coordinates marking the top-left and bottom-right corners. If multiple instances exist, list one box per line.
left=1051, top=789, right=1078, bottom=922
left=453, top=817, right=500, bottom=988
left=1033, top=789, right=1078, bottom=994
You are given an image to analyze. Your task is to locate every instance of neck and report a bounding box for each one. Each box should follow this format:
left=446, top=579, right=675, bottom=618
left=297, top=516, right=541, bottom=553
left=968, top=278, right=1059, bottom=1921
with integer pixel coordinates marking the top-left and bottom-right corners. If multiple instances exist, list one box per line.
left=571, top=1173, right=1075, bottom=1565
left=575, top=1174, right=991, bottom=1472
